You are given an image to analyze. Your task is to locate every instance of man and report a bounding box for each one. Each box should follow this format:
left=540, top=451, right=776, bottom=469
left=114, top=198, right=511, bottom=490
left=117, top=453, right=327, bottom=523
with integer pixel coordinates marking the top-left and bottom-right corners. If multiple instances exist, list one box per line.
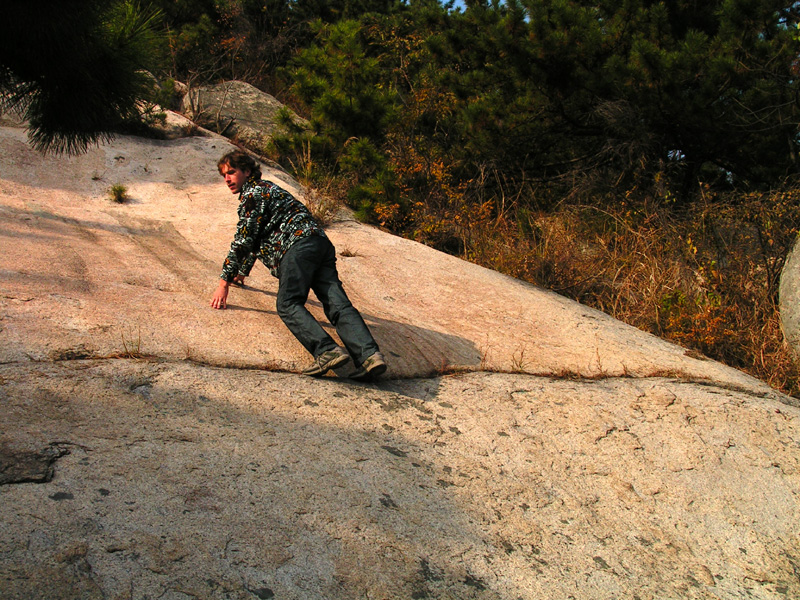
left=210, top=150, right=386, bottom=379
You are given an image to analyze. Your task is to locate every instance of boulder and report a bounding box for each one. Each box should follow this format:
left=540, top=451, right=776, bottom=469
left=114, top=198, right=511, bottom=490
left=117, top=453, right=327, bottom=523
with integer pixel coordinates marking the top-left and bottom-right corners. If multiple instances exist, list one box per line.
left=780, top=235, right=800, bottom=359
left=181, top=80, right=304, bottom=151
left=147, top=109, right=207, bottom=140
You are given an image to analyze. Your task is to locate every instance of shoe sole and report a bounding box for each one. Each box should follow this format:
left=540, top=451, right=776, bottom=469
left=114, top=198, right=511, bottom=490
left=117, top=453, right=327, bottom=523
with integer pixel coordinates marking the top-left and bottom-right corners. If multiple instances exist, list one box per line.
left=350, top=362, right=387, bottom=381
left=303, top=353, right=350, bottom=377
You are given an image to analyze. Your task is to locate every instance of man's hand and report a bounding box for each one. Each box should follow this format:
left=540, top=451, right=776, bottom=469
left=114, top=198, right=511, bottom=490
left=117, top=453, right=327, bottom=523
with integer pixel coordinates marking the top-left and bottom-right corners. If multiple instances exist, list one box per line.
left=232, top=274, right=246, bottom=286
left=211, top=280, right=230, bottom=309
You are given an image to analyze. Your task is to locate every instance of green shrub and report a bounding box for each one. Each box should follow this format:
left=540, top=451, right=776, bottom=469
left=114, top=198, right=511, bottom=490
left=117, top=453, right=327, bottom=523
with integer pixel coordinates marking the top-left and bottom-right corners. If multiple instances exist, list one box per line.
left=108, top=183, right=129, bottom=203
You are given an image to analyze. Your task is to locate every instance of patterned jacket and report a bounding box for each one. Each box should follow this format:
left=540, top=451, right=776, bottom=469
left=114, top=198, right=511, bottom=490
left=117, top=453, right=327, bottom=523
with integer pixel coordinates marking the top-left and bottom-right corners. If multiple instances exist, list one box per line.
left=220, top=176, right=325, bottom=281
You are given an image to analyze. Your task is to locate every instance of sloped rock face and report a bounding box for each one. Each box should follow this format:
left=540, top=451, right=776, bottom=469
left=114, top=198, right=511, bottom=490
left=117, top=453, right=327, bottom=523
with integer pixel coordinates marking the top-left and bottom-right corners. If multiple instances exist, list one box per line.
left=180, top=80, right=304, bottom=151
left=1, top=120, right=799, bottom=599
left=0, top=124, right=776, bottom=391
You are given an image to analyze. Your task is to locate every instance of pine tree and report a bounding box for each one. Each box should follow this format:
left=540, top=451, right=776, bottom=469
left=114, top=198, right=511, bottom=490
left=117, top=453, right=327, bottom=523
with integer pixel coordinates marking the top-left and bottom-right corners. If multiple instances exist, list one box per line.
left=0, top=0, right=165, bottom=154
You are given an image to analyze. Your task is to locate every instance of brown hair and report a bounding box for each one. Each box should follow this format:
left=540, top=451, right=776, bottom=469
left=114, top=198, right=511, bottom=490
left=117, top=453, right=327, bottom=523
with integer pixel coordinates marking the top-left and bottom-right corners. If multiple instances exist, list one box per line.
left=217, top=150, right=262, bottom=179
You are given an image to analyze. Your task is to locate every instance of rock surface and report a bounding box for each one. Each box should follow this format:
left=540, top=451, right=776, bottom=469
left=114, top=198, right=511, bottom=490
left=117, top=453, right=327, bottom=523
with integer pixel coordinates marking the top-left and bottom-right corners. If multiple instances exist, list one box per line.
left=1, top=120, right=799, bottom=600
left=180, top=80, right=304, bottom=151
left=780, top=236, right=800, bottom=361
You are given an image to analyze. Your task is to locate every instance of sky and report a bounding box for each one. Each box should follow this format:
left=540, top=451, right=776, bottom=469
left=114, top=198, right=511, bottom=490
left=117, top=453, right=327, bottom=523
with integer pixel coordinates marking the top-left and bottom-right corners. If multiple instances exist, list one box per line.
left=444, top=0, right=468, bottom=11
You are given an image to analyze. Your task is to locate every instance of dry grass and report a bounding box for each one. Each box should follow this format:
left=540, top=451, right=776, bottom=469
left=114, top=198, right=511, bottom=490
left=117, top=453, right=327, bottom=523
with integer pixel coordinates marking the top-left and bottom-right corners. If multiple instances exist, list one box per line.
left=337, top=246, right=361, bottom=258
left=303, top=185, right=347, bottom=226
left=434, top=188, right=800, bottom=398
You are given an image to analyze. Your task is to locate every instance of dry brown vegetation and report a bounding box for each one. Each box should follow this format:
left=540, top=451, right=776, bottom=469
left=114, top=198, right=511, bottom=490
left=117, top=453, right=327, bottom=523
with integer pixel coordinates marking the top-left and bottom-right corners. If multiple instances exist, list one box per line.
left=421, top=184, right=800, bottom=397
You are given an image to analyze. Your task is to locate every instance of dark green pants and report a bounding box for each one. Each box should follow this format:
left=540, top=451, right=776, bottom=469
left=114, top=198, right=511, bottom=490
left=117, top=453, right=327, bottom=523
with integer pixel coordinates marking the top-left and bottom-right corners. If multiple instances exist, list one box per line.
left=276, top=235, right=379, bottom=365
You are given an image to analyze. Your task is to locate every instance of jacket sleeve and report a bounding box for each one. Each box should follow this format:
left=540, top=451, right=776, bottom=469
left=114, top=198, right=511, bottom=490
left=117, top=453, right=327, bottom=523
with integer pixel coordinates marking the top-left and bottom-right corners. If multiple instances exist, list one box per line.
left=238, top=252, right=257, bottom=277
left=220, top=188, right=269, bottom=282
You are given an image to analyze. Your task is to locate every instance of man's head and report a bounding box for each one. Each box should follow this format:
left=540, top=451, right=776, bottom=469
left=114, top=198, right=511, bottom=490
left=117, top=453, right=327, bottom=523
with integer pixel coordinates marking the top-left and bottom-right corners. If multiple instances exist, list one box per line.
left=217, top=151, right=262, bottom=194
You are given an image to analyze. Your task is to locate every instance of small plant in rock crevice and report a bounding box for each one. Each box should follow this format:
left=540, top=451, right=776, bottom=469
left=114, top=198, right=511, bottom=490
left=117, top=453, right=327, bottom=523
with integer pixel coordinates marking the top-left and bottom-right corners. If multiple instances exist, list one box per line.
left=108, top=183, right=129, bottom=203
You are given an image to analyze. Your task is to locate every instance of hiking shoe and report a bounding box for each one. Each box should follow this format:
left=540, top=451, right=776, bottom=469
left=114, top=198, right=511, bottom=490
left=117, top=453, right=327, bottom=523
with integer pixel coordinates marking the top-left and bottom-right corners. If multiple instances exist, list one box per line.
left=350, top=351, right=387, bottom=381
left=302, top=346, right=351, bottom=376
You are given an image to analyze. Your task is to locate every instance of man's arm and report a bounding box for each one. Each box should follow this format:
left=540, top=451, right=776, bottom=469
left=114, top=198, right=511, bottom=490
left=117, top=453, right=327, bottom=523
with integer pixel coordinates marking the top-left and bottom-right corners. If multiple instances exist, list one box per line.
left=220, top=190, right=269, bottom=282
left=232, top=252, right=257, bottom=285
left=211, top=279, right=229, bottom=309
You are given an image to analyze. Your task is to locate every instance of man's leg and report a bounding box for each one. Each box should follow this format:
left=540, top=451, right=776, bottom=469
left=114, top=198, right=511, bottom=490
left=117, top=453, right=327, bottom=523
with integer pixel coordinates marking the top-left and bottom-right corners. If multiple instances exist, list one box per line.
left=276, top=237, right=340, bottom=358
left=310, top=237, right=381, bottom=365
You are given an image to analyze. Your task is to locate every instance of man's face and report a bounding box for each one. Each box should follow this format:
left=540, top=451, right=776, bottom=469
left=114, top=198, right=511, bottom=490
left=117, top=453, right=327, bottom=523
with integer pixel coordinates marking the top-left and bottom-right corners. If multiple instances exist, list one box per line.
left=220, top=163, right=250, bottom=194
